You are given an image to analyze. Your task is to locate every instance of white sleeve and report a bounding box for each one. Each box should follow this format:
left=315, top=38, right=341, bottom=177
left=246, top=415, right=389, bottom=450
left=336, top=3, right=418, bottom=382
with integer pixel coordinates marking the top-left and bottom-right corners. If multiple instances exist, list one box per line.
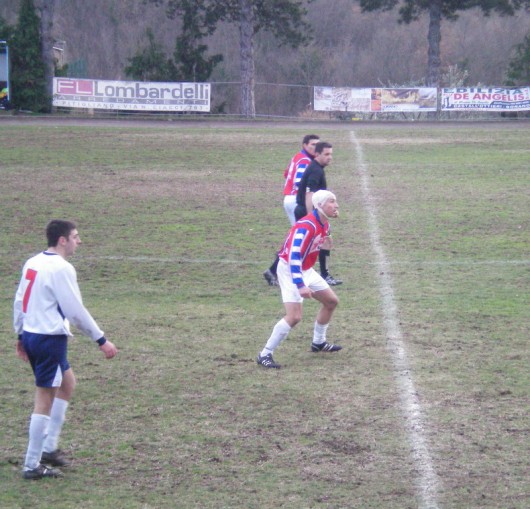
left=13, top=268, right=25, bottom=336
left=53, top=264, right=105, bottom=341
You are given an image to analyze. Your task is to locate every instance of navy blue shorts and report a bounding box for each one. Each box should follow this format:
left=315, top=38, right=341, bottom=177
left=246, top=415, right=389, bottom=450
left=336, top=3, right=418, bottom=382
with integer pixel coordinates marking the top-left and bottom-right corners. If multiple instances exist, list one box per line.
left=22, top=332, right=70, bottom=388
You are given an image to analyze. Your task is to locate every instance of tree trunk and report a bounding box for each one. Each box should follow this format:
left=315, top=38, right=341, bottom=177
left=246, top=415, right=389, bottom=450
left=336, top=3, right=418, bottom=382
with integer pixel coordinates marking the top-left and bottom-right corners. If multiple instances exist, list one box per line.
left=38, top=0, right=56, bottom=100
left=426, top=0, right=442, bottom=87
left=238, top=0, right=255, bottom=117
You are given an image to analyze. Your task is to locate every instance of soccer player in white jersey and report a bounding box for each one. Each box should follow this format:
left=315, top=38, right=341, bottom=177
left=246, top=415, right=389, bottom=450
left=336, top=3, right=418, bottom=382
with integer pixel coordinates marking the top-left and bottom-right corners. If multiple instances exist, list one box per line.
left=14, top=220, right=118, bottom=480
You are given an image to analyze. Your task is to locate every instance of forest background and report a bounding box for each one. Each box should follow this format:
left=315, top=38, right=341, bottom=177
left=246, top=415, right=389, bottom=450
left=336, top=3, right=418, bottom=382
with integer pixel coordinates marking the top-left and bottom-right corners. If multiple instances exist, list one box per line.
left=0, top=0, right=529, bottom=116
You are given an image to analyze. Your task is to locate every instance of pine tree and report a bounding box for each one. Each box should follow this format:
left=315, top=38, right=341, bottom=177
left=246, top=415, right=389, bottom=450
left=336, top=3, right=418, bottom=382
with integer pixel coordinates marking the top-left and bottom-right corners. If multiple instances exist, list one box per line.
left=148, top=0, right=312, bottom=117
left=359, top=1, right=529, bottom=87
left=11, top=0, right=49, bottom=112
left=505, top=33, right=530, bottom=85
left=125, top=29, right=174, bottom=81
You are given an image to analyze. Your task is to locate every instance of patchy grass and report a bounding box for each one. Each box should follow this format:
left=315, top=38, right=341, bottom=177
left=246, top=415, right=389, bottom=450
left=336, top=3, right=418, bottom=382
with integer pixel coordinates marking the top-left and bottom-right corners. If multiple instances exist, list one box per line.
left=0, top=121, right=528, bottom=509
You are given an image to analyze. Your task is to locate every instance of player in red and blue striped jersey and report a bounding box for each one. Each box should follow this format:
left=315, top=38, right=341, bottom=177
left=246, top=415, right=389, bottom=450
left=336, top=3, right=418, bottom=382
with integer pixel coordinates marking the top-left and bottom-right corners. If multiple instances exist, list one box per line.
left=282, top=134, right=320, bottom=224
left=257, top=190, right=343, bottom=369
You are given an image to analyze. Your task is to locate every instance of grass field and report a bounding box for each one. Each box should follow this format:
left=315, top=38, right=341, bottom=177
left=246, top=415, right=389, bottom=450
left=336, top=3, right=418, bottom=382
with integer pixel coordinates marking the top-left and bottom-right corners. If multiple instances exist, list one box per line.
left=0, top=118, right=528, bottom=509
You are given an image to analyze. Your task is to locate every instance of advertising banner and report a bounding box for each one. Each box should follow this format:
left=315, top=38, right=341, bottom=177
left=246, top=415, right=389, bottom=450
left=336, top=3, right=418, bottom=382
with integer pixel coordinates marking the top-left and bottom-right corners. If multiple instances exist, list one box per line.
left=53, top=78, right=211, bottom=111
left=441, top=87, right=530, bottom=111
left=314, top=87, right=437, bottom=112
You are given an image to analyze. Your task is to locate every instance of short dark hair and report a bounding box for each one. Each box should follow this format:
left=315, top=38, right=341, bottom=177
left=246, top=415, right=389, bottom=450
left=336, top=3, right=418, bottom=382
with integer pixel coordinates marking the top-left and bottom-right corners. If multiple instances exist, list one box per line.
left=302, top=134, right=319, bottom=145
left=315, top=141, right=332, bottom=154
left=46, top=220, right=77, bottom=247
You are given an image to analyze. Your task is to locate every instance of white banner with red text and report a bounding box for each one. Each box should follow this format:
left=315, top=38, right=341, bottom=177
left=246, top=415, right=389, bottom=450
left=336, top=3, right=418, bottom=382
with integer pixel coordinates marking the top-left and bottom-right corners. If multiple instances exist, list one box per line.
left=441, top=87, right=530, bottom=111
left=53, top=78, right=211, bottom=111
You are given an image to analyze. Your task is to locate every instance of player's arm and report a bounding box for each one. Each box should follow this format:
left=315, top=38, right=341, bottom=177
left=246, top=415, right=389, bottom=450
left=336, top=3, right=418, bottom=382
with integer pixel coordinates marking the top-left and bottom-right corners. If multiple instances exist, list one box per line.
left=287, top=226, right=311, bottom=287
left=13, top=266, right=30, bottom=361
left=55, top=268, right=118, bottom=358
left=13, top=265, right=27, bottom=337
left=304, top=167, right=321, bottom=213
left=54, top=266, right=105, bottom=339
left=305, top=191, right=314, bottom=215
left=16, top=336, right=29, bottom=362
left=293, top=160, right=309, bottom=191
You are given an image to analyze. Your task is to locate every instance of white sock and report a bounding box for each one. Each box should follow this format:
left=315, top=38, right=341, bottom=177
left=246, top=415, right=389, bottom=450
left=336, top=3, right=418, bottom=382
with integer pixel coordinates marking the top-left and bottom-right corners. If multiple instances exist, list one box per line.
left=43, top=398, right=69, bottom=453
left=24, top=414, right=50, bottom=470
left=261, top=318, right=292, bottom=356
left=313, top=321, right=329, bottom=344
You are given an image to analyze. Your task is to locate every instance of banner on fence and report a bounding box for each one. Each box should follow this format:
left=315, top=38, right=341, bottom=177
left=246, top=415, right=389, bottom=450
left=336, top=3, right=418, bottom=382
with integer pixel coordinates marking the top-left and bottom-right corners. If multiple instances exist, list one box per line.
left=314, top=86, right=437, bottom=112
left=53, top=78, right=211, bottom=111
left=441, top=87, right=530, bottom=111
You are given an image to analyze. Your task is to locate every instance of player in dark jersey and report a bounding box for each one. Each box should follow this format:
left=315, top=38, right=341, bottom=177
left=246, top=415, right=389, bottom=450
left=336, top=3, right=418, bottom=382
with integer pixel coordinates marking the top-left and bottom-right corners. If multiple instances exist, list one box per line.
left=263, top=134, right=319, bottom=286
left=257, top=191, right=343, bottom=369
left=296, top=141, right=343, bottom=286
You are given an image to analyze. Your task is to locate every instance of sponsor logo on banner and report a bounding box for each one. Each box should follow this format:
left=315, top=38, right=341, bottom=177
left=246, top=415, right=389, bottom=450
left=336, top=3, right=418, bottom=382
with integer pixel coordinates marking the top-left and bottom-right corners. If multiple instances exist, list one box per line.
left=441, top=87, right=530, bottom=111
left=53, top=78, right=211, bottom=112
left=314, top=86, right=437, bottom=112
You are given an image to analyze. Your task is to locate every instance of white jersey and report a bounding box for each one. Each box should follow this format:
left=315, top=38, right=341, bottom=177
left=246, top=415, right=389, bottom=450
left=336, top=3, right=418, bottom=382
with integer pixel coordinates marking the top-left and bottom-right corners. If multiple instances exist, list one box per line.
left=14, top=251, right=104, bottom=341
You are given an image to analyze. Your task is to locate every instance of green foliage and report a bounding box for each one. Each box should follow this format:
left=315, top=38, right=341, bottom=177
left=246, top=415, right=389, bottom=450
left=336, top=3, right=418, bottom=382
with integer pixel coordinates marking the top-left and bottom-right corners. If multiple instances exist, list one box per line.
left=127, top=1, right=223, bottom=82
left=172, top=33, right=223, bottom=82
left=0, top=15, right=14, bottom=41
left=208, top=0, right=313, bottom=47
left=505, top=33, right=530, bottom=85
left=169, top=0, right=223, bottom=81
left=10, top=0, right=49, bottom=112
left=360, top=0, right=529, bottom=22
left=125, top=29, right=174, bottom=81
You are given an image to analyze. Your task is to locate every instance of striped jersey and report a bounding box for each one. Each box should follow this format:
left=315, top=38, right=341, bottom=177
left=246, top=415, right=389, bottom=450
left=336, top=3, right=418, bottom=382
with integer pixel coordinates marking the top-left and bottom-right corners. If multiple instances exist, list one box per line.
left=14, top=251, right=104, bottom=341
left=278, top=210, right=330, bottom=287
left=283, top=149, right=313, bottom=196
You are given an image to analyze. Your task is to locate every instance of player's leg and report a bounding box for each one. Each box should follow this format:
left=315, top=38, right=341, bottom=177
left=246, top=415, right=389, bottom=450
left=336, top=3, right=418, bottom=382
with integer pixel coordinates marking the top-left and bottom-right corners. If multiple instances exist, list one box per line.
left=264, top=255, right=280, bottom=285
left=258, top=261, right=303, bottom=368
left=42, top=368, right=76, bottom=466
left=319, top=249, right=343, bottom=286
left=22, top=333, right=66, bottom=478
left=283, top=196, right=297, bottom=226
left=312, top=287, right=339, bottom=325
left=309, top=276, right=342, bottom=352
left=24, top=386, right=60, bottom=477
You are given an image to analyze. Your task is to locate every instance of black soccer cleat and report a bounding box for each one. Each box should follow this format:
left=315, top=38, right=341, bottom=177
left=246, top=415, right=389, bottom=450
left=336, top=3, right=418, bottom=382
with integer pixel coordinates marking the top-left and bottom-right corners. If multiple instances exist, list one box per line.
left=22, top=463, right=63, bottom=480
left=41, top=449, right=70, bottom=467
left=311, top=341, right=342, bottom=353
left=324, top=274, right=343, bottom=286
left=257, top=353, right=281, bottom=369
left=263, top=269, right=279, bottom=286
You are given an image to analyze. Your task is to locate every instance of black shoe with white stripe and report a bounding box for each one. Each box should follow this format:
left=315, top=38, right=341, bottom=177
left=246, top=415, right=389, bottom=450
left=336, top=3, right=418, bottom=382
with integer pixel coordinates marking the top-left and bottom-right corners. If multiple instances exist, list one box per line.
left=263, top=269, right=279, bottom=286
left=22, top=463, right=63, bottom=480
left=257, top=353, right=281, bottom=369
left=311, top=341, right=342, bottom=352
left=324, top=274, right=343, bottom=286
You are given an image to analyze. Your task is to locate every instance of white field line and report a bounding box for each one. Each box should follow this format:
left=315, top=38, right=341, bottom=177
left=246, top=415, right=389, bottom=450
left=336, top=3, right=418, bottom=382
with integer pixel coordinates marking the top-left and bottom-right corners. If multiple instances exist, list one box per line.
left=350, top=131, right=441, bottom=509
left=82, top=255, right=529, bottom=267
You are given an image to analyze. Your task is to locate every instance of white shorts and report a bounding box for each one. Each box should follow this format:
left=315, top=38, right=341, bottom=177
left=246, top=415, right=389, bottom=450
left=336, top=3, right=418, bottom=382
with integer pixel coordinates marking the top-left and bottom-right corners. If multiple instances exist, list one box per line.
left=283, top=195, right=297, bottom=226
left=277, top=259, right=329, bottom=303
